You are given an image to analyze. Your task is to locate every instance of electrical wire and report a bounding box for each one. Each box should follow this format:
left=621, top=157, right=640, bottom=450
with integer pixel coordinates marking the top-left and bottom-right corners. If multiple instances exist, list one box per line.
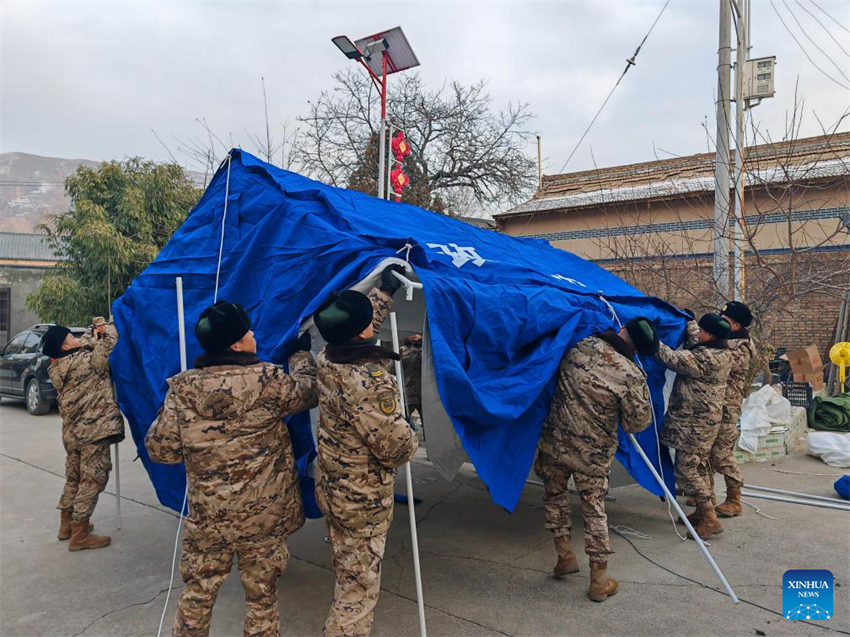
left=782, top=0, right=850, bottom=82
left=557, top=0, right=671, bottom=174
left=617, top=532, right=850, bottom=635
left=769, top=0, right=850, bottom=90
left=809, top=0, right=850, bottom=34
left=795, top=0, right=849, bottom=56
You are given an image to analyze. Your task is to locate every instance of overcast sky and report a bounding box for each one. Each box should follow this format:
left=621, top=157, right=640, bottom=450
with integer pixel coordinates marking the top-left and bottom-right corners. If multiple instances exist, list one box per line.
left=2, top=0, right=848, bottom=183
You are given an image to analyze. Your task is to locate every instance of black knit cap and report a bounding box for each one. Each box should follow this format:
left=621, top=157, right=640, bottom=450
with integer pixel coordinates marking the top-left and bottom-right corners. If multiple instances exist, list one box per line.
left=721, top=301, right=753, bottom=328
left=314, top=290, right=373, bottom=345
left=42, top=325, right=71, bottom=358
left=625, top=316, right=659, bottom=356
left=698, top=313, right=732, bottom=340
left=194, top=301, right=252, bottom=352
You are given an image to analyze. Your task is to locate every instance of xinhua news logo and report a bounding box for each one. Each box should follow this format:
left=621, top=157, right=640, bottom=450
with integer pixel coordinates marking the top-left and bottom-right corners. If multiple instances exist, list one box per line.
left=783, top=570, right=833, bottom=621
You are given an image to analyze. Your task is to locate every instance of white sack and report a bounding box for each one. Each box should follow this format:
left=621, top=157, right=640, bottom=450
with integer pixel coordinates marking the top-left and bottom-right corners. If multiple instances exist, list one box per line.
left=807, top=431, right=850, bottom=468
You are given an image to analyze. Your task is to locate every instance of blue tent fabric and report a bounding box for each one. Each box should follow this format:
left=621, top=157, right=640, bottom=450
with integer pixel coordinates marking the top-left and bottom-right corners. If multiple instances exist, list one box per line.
left=111, top=148, right=688, bottom=515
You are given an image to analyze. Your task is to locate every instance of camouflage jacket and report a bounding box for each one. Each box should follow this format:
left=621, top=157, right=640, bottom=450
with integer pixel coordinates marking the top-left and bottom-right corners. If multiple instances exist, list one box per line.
left=145, top=350, right=318, bottom=547
left=48, top=325, right=124, bottom=451
left=657, top=339, right=732, bottom=455
left=723, top=330, right=757, bottom=424
left=400, top=342, right=422, bottom=407
left=537, top=333, right=653, bottom=477
left=315, top=288, right=418, bottom=537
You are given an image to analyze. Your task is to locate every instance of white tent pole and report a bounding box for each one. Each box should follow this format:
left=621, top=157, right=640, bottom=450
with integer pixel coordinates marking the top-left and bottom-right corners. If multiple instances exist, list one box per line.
left=176, top=277, right=187, bottom=372
left=627, top=433, right=739, bottom=603
left=740, top=490, right=850, bottom=511
left=390, top=311, right=427, bottom=637
left=744, top=484, right=850, bottom=505
left=114, top=443, right=121, bottom=529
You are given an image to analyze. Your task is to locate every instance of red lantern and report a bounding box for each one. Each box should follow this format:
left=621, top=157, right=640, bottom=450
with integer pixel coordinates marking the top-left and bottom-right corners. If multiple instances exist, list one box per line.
left=391, top=165, right=409, bottom=201
left=392, top=131, right=411, bottom=161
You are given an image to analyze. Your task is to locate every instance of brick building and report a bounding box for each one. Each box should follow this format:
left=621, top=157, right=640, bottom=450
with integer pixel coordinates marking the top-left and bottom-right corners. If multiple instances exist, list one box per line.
left=496, top=133, right=850, bottom=358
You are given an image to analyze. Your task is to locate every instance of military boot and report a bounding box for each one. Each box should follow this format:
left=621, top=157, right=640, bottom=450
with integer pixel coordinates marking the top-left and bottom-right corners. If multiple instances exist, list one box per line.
left=715, top=486, right=743, bottom=518
left=58, top=511, right=93, bottom=540
left=553, top=536, right=580, bottom=578
left=678, top=507, right=702, bottom=527
left=68, top=519, right=111, bottom=551
left=689, top=502, right=723, bottom=540
left=58, top=511, right=72, bottom=540
left=587, top=562, right=618, bottom=602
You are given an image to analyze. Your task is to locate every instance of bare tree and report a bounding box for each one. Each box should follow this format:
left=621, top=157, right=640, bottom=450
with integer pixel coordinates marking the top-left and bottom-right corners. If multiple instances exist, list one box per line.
left=293, top=69, right=537, bottom=213
left=154, top=79, right=300, bottom=187
left=585, top=101, right=849, bottom=373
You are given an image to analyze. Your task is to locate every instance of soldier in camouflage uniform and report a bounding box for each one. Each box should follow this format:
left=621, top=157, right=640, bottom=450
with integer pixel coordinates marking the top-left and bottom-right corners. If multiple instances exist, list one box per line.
left=536, top=317, right=657, bottom=602
left=42, top=322, right=124, bottom=551
left=656, top=313, right=732, bottom=540
left=400, top=333, right=422, bottom=424
left=79, top=316, right=107, bottom=349
left=145, top=301, right=317, bottom=637
left=313, top=264, right=419, bottom=636
left=712, top=301, right=756, bottom=518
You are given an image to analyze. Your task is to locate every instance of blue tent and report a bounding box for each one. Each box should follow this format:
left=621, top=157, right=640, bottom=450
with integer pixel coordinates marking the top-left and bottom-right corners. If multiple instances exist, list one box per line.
left=111, top=149, right=688, bottom=515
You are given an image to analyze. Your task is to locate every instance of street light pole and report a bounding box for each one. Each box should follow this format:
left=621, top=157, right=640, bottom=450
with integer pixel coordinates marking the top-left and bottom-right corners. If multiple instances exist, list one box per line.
left=333, top=28, right=419, bottom=203
left=377, top=51, right=388, bottom=200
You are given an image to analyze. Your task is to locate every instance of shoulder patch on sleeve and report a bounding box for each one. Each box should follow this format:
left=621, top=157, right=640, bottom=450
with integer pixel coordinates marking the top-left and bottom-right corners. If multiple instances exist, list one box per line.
left=378, top=390, right=396, bottom=415
left=643, top=385, right=649, bottom=400
left=366, top=363, right=383, bottom=378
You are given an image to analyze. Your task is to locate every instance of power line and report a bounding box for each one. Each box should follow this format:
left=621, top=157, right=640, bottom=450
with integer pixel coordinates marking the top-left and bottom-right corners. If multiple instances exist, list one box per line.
left=795, top=0, right=849, bottom=57
left=557, top=0, right=671, bottom=174
left=782, top=0, right=850, bottom=82
left=769, top=0, right=850, bottom=91
left=809, top=0, right=850, bottom=34
left=0, top=181, right=65, bottom=186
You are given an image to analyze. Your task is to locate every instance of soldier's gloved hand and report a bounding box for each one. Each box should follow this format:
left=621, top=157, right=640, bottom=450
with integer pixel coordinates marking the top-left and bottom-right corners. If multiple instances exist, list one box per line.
left=379, top=264, right=406, bottom=295
left=293, top=330, right=311, bottom=352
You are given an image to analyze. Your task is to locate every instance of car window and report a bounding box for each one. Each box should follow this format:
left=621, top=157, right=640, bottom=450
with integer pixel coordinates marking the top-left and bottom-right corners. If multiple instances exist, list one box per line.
left=3, top=333, right=29, bottom=355
left=23, top=332, right=42, bottom=354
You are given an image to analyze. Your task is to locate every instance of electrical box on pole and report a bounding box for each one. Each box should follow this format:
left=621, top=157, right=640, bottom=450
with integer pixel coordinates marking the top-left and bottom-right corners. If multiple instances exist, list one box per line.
left=742, top=56, right=776, bottom=100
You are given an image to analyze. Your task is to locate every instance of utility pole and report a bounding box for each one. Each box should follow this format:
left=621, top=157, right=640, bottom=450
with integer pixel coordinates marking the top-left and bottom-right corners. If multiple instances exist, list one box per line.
left=732, top=0, right=749, bottom=301
left=713, top=0, right=733, bottom=304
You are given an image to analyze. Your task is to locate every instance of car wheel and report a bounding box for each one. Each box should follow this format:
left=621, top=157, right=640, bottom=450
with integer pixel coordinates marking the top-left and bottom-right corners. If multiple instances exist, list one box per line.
left=26, top=379, right=51, bottom=415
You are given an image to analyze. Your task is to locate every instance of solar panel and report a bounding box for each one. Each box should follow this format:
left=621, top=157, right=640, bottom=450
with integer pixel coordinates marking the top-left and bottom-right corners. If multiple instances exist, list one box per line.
left=354, top=26, right=420, bottom=77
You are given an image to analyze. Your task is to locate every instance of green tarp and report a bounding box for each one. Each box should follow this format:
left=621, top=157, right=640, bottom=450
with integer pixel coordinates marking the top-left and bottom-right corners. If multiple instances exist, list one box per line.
left=808, top=393, right=850, bottom=432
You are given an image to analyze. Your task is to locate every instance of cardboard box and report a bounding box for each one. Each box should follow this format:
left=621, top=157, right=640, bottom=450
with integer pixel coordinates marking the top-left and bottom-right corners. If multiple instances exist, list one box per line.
left=794, top=370, right=825, bottom=390
left=787, top=344, right=823, bottom=373
left=734, top=406, right=808, bottom=464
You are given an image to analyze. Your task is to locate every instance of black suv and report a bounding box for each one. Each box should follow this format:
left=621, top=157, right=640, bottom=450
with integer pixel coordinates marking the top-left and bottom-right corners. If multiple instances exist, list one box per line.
left=0, top=324, right=87, bottom=415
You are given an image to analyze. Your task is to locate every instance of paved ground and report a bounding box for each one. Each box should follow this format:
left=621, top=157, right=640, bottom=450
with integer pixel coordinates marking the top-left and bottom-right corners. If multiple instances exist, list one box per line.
left=1, top=399, right=848, bottom=637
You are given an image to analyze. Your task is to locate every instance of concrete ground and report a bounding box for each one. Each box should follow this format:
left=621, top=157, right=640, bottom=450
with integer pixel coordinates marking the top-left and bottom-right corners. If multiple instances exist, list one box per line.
left=1, top=399, right=848, bottom=637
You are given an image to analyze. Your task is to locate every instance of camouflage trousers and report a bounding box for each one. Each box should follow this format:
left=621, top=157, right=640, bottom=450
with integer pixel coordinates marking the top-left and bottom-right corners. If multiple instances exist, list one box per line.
left=709, top=418, right=744, bottom=490
left=173, top=535, right=290, bottom=637
left=534, top=452, right=612, bottom=564
left=324, top=523, right=387, bottom=637
left=57, top=442, right=111, bottom=522
left=675, top=450, right=712, bottom=504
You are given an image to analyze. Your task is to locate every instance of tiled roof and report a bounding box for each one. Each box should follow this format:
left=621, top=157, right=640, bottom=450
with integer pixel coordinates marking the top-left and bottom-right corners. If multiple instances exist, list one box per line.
left=0, top=232, right=58, bottom=261
left=498, top=132, right=850, bottom=218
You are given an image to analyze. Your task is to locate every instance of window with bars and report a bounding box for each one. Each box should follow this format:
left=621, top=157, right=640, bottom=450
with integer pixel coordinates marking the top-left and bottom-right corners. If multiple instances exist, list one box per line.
left=0, top=288, right=10, bottom=336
